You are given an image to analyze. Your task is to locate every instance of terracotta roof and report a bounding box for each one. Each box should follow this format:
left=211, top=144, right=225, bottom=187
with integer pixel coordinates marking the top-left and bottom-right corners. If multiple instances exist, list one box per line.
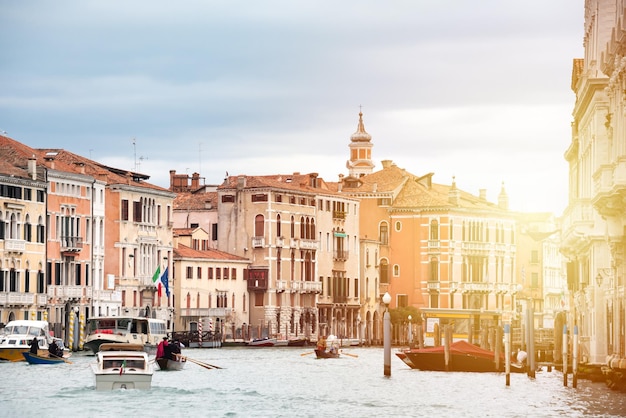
left=35, top=148, right=170, bottom=192
left=173, top=191, right=217, bottom=211
left=173, top=244, right=248, bottom=261
left=341, top=161, right=501, bottom=211
left=0, top=134, right=45, bottom=181
left=218, top=172, right=341, bottom=196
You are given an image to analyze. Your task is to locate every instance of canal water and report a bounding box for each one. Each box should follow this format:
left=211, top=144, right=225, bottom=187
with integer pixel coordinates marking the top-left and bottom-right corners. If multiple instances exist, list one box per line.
left=1, top=346, right=625, bottom=418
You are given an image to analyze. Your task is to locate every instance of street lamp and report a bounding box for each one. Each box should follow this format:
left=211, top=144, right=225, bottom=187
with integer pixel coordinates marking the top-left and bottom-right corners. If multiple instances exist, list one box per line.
left=383, top=292, right=391, bottom=377
left=408, top=315, right=413, bottom=347
left=596, top=273, right=603, bottom=287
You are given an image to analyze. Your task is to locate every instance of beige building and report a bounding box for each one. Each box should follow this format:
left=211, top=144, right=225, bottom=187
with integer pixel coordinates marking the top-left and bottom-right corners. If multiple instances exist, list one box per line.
left=0, top=135, right=48, bottom=325
left=172, top=227, right=249, bottom=337
left=217, top=173, right=359, bottom=341
left=562, top=0, right=626, bottom=366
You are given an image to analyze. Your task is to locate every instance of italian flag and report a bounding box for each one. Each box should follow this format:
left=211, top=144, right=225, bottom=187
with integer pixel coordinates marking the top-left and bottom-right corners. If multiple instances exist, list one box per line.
left=152, top=266, right=170, bottom=298
left=119, top=359, right=126, bottom=375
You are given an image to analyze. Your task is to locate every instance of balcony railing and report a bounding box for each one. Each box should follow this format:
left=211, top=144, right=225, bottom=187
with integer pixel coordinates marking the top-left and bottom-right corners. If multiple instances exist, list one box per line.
left=0, top=291, right=37, bottom=305
left=333, top=250, right=349, bottom=261
left=180, top=307, right=232, bottom=317
left=275, top=237, right=285, bottom=247
left=299, top=239, right=318, bottom=250
left=61, top=236, right=83, bottom=252
left=276, top=279, right=288, bottom=292
left=48, top=285, right=84, bottom=299
left=332, top=210, right=346, bottom=220
left=4, top=239, right=26, bottom=253
left=252, top=236, right=265, bottom=248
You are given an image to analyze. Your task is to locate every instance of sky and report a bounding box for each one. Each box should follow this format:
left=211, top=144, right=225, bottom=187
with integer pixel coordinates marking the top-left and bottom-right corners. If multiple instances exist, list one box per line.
left=0, top=1, right=584, bottom=214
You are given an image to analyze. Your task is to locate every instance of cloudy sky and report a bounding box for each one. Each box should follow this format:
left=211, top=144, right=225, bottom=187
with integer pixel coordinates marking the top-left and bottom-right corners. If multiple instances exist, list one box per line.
left=0, top=1, right=583, bottom=214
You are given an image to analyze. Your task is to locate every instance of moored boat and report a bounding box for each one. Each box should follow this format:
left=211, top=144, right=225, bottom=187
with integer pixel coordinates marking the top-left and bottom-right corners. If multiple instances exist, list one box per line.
left=287, top=337, right=309, bottom=347
left=92, top=343, right=154, bottom=390
left=83, top=316, right=167, bottom=355
left=0, top=320, right=57, bottom=362
left=402, top=340, right=525, bottom=373
left=247, top=337, right=277, bottom=347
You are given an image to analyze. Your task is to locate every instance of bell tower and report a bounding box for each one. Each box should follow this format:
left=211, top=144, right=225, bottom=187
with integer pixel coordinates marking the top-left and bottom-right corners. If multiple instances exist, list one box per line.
left=346, top=111, right=374, bottom=177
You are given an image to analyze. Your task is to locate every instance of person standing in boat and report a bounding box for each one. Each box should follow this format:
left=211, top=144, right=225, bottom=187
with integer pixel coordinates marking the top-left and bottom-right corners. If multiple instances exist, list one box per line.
left=29, top=337, right=39, bottom=354
left=48, top=340, right=62, bottom=357
left=169, top=340, right=182, bottom=360
left=156, top=336, right=168, bottom=359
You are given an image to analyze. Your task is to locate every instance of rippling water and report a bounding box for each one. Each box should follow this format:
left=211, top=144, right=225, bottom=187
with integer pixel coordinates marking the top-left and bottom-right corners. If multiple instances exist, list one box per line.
left=2, top=346, right=626, bottom=418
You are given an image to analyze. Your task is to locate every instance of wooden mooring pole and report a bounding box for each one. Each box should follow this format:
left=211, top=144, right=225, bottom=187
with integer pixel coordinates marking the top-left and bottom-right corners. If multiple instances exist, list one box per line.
left=504, top=324, right=511, bottom=386
left=572, top=325, right=579, bottom=388
left=562, top=324, right=568, bottom=387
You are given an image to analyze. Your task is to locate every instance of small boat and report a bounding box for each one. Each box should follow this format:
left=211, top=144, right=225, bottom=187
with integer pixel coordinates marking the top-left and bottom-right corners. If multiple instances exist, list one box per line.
left=401, top=340, right=525, bottom=373
left=0, top=320, right=57, bottom=362
left=247, top=337, right=277, bottom=347
left=22, top=351, right=70, bottom=365
left=91, top=343, right=154, bottom=390
left=314, top=335, right=341, bottom=358
left=156, top=356, right=187, bottom=371
left=84, top=316, right=168, bottom=355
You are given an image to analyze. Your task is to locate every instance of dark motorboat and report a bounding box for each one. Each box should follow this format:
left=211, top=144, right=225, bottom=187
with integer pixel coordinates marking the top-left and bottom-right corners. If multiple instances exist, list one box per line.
left=401, top=340, right=525, bottom=373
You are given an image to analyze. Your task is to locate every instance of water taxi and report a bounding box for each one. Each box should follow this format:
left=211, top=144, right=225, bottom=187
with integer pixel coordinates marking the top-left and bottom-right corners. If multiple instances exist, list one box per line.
left=83, top=316, right=167, bottom=355
left=0, top=320, right=56, bottom=362
left=92, top=343, right=153, bottom=390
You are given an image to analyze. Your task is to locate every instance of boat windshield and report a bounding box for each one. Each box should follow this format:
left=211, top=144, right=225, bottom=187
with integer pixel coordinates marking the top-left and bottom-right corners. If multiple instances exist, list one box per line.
left=4, top=325, right=43, bottom=337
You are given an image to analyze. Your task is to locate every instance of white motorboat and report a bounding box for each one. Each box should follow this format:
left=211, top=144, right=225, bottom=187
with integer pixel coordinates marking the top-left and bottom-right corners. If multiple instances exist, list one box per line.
left=92, top=343, right=154, bottom=390
left=0, top=320, right=57, bottom=362
left=84, top=316, right=168, bottom=355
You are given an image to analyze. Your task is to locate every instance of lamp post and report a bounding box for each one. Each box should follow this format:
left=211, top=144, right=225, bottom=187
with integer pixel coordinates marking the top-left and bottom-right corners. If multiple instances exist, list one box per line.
left=383, top=292, right=392, bottom=377
left=408, top=315, right=413, bottom=347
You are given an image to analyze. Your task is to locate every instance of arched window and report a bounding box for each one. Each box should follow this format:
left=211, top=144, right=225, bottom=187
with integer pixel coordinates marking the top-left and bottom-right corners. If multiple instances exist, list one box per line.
left=430, top=257, right=439, bottom=282
left=300, top=217, right=305, bottom=238
left=291, top=216, right=295, bottom=238
left=380, top=259, right=389, bottom=284
left=430, top=219, right=439, bottom=240
left=254, top=214, right=264, bottom=237
left=276, top=214, right=282, bottom=237
left=379, top=222, right=388, bottom=245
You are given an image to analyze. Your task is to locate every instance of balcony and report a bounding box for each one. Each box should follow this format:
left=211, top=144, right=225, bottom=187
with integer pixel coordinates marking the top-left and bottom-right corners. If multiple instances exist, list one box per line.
left=275, top=237, right=285, bottom=247
left=92, top=289, right=122, bottom=303
left=179, top=307, right=232, bottom=318
left=332, top=210, right=346, bottom=220
left=461, top=241, right=490, bottom=255
left=300, top=281, right=322, bottom=294
left=0, top=291, right=37, bottom=305
left=61, top=235, right=83, bottom=252
left=333, top=250, right=348, bottom=261
left=48, top=285, right=84, bottom=299
left=276, top=279, right=288, bottom=292
left=426, top=281, right=440, bottom=292
left=299, top=239, right=318, bottom=250
left=252, top=236, right=265, bottom=248
left=4, top=239, right=26, bottom=253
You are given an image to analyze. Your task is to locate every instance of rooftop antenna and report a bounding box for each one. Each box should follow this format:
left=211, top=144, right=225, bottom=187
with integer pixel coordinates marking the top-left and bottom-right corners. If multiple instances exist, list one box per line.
left=132, top=138, right=137, bottom=171
left=198, top=142, right=202, bottom=177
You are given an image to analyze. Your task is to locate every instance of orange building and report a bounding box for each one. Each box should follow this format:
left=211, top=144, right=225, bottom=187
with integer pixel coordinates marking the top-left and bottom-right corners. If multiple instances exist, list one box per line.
left=341, top=112, right=518, bottom=344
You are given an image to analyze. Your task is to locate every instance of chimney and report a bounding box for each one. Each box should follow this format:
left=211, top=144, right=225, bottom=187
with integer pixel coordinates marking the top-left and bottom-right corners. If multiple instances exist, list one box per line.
left=28, top=156, right=36, bottom=180
left=191, top=172, right=200, bottom=189
left=381, top=160, right=392, bottom=169
left=448, top=177, right=460, bottom=206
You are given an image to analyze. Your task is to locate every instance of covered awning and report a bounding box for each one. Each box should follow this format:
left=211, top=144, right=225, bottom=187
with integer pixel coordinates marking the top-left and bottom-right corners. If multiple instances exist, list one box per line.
left=333, top=232, right=347, bottom=237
